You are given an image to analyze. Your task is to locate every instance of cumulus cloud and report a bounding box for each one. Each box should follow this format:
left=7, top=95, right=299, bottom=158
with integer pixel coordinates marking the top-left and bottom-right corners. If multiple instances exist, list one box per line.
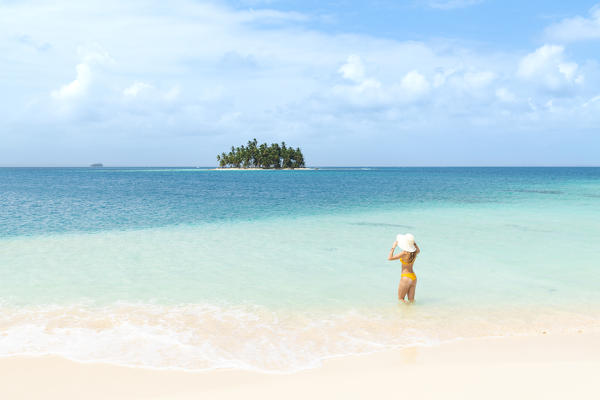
left=400, top=70, right=430, bottom=97
left=334, top=55, right=389, bottom=106
left=335, top=57, right=431, bottom=105
left=51, top=63, right=92, bottom=99
left=517, top=45, right=583, bottom=91
left=52, top=47, right=113, bottom=100
left=545, top=5, right=600, bottom=42
left=338, top=55, right=366, bottom=83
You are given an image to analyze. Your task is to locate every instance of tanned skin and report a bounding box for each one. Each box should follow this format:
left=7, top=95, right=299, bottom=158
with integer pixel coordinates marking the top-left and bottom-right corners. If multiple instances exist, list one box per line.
left=388, top=241, right=420, bottom=303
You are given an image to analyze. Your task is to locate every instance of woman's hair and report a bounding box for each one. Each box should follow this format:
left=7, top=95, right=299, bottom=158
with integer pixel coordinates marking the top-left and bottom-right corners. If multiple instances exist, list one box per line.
left=406, top=251, right=417, bottom=263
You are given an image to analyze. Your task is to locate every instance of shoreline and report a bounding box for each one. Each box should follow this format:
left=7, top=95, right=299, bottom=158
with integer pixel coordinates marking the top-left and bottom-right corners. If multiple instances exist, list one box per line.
left=2, top=332, right=598, bottom=399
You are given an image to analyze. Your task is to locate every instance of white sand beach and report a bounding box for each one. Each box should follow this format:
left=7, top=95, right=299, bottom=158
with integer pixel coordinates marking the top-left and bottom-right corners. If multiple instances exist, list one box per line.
left=2, top=332, right=597, bottom=400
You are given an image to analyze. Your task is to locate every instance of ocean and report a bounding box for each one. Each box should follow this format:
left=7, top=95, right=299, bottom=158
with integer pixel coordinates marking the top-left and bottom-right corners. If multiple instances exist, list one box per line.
left=1, top=167, right=599, bottom=372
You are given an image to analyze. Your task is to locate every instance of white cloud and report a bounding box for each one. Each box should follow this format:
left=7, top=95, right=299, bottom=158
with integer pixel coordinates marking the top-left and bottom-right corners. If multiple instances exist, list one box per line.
left=400, top=70, right=430, bottom=97
left=518, top=45, right=561, bottom=77
left=332, top=80, right=386, bottom=108
left=517, top=45, right=583, bottom=91
left=426, top=0, right=483, bottom=10
left=334, top=55, right=388, bottom=106
left=545, top=5, right=600, bottom=42
left=336, top=59, right=431, bottom=105
left=51, top=47, right=112, bottom=100
left=123, top=82, right=153, bottom=97
left=558, top=62, right=578, bottom=80
left=338, top=55, right=365, bottom=82
left=51, top=62, right=91, bottom=99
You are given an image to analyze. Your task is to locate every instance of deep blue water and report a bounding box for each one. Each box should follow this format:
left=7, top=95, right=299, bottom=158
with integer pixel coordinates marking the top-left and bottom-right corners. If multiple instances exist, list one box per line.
left=2, top=167, right=598, bottom=237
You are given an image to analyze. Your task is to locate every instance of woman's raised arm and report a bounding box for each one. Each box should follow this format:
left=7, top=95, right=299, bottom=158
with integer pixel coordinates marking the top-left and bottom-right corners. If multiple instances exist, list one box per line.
left=388, top=241, right=402, bottom=261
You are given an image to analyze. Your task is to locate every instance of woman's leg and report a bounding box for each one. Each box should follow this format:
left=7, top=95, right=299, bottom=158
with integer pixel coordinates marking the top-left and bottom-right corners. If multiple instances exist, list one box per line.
left=407, top=279, right=417, bottom=303
left=398, top=278, right=411, bottom=302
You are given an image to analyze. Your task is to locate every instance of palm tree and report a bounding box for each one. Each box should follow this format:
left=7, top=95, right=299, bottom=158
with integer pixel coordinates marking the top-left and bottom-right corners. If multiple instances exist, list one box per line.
left=258, top=143, right=268, bottom=168
left=216, top=140, right=305, bottom=168
left=281, top=142, right=291, bottom=168
left=295, top=147, right=305, bottom=168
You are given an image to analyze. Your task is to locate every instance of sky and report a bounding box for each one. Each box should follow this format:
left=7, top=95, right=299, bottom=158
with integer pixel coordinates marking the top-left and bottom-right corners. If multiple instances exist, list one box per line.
left=2, top=0, right=600, bottom=166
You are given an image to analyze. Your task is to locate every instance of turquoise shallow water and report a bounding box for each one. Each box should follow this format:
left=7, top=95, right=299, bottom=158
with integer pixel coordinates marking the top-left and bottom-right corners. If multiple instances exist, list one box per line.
left=1, top=167, right=599, bottom=371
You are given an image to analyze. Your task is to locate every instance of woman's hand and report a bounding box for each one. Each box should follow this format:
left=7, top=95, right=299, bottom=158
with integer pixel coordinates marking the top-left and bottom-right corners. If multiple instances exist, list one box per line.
left=392, top=240, right=398, bottom=248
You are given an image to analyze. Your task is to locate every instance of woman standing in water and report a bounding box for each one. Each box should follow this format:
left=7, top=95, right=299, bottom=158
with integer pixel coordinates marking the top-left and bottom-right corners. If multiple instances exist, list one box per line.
left=388, top=233, right=420, bottom=303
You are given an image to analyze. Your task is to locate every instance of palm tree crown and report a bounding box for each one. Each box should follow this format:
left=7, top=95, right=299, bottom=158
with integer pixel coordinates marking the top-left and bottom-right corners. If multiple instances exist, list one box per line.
left=217, top=139, right=306, bottom=169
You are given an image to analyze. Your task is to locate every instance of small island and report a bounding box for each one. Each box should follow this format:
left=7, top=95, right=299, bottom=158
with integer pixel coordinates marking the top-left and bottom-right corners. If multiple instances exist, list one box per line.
left=216, top=139, right=306, bottom=169
left=90, top=163, right=103, bottom=167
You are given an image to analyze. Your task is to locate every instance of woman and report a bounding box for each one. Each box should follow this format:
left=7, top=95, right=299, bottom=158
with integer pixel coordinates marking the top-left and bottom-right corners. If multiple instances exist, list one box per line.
left=388, top=233, right=420, bottom=303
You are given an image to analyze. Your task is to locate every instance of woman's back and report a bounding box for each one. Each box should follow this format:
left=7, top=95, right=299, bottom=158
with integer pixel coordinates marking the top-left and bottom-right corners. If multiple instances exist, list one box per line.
left=399, top=251, right=417, bottom=273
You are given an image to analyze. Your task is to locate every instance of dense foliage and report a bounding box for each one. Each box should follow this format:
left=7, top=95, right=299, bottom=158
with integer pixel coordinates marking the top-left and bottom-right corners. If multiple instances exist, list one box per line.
left=217, top=139, right=306, bottom=169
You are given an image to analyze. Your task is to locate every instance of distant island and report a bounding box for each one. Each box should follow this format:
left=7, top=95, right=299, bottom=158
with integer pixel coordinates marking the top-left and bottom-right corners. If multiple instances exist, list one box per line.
left=90, top=163, right=103, bottom=167
left=216, top=139, right=306, bottom=169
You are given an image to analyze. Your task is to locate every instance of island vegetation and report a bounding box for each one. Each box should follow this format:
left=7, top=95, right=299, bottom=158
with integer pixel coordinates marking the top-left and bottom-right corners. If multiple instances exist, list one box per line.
left=217, top=139, right=306, bottom=169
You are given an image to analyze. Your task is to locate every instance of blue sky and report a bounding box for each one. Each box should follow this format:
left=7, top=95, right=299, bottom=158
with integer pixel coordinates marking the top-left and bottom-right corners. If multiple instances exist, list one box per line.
left=2, top=0, right=600, bottom=166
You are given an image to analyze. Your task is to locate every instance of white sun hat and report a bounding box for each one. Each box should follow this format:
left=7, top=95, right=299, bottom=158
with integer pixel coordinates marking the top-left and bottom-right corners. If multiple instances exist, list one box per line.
left=396, top=233, right=416, bottom=252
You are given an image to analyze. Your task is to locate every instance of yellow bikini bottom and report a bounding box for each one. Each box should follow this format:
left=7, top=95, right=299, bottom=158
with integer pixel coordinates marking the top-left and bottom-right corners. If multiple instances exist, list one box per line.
left=401, top=273, right=416, bottom=281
